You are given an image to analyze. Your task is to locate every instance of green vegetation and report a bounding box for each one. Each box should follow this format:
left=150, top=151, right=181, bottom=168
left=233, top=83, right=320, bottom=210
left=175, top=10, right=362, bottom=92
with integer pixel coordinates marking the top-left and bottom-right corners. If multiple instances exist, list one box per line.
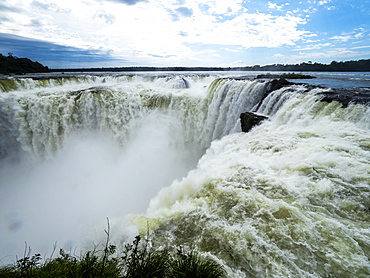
left=52, top=58, right=370, bottom=72
left=0, top=221, right=226, bottom=278
left=0, top=53, right=49, bottom=75
left=244, top=59, right=370, bottom=72
left=256, top=73, right=316, bottom=79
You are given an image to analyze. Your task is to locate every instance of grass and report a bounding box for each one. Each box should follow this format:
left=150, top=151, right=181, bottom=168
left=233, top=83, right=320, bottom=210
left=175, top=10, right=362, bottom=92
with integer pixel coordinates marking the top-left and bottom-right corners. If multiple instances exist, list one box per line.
left=0, top=220, right=226, bottom=278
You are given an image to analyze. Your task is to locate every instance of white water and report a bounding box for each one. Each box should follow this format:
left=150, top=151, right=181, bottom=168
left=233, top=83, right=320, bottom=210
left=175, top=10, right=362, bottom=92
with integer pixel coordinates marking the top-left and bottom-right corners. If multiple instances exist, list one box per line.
left=0, top=73, right=369, bottom=277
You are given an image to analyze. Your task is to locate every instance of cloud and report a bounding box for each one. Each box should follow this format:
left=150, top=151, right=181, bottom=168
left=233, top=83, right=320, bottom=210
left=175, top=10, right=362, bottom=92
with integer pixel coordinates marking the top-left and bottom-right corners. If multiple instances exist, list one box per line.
left=232, top=60, right=244, bottom=65
left=31, top=0, right=71, bottom=13
left=178, top=31, right=188, bottom=36
left=0, top=0, right=310, bottom=65
left=173, top=0, right=187, bottom=5
left=29, top=19, right=43, bottom=28
left=330, top=35, right=351, bottom=42
left=199, top=0, right=243, bottom=16
left=294, top=42, right=332, bottom=51
left=0, top=3, right=22, bottom=13
left=0, top=33, right=121, bottom=68
left=280, top=47, right=370, bottom=64
left=318, top=0, right=332, bottom=6
left=148, top=53, right=177, bottom=58
left=217, top=59, right=245, bottom=67
left=351, top=45, right=370, bottom=49
left=0, top=2, right=23, bottom=24
left=168, top=6, right=193, bottom=21
left=221, top=47, right=241, bottom=53
left=354, top=28, right=365, bottom=39
left=175, top=7, right=193, bottom=17
left=189, top=12, right=309, bottom=48
left=267, top=2, right=284, bottom=11
left=31, top=1, right=55, bottom=10
left=105, top=0, right=147, bottom=5
left=94, top=11, right=116, bottom=24
left=1, top=0, right=367, bottom=67
left=330, top=29, right=367, bottom=42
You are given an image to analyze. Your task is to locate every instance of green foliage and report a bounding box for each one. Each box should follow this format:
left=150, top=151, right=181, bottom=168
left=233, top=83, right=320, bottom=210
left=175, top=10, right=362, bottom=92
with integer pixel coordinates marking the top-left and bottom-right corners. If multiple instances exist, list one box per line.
left=15, top=252, right=42, bottom=277
left=169, top=247, right=226, bottom=278
left=0, top=53, right=49, bottom=75
left=122, top=235, right=169, bottom=278
left=248, top=59, right=370, bottom=72
left=0, top=225, right=226, bottom=278
left=0, top=245, right=121, bottom=278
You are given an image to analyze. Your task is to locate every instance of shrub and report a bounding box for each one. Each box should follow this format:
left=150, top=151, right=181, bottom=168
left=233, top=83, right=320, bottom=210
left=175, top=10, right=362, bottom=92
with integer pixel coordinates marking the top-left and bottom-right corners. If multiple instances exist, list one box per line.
left=0, top=221, right=226, bottom=278
left=122, top=235, right=169, bottom=278
left=169, top=247, right=226, bottom=278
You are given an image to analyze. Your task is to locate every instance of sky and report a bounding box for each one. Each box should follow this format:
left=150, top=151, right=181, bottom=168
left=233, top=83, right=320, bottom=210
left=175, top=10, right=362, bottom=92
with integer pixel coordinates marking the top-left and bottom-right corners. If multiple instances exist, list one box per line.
left=0, top=0, right=369, bottom=68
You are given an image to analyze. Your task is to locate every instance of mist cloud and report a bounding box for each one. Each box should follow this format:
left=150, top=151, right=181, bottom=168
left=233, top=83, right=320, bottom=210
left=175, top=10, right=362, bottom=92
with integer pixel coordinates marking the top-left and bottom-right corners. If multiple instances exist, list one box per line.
left=0, top=111, right=198, bottom=263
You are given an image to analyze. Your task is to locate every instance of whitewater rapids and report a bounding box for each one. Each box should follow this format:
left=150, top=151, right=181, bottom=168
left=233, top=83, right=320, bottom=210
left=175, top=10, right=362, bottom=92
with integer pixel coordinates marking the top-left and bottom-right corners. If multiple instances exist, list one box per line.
left=0, top=72, right=369, bottom=277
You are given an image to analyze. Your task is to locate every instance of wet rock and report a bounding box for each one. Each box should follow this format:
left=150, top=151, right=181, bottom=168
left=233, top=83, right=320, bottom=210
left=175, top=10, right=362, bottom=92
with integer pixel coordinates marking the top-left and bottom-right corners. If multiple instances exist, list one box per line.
left=266, top=78, right=293, bottom=94
left=319, top=87, right=370, bottom=108
left=240, top=112, right=268, bottom=132
left=256, top=73, right=316, bottom=79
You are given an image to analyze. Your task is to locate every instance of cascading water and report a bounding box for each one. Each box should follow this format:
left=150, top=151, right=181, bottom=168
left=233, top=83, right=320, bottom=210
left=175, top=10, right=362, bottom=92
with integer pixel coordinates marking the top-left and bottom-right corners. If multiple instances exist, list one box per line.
left=0, top=73, right=369, bottom=277
left=0, top=76, right=267, bottom=161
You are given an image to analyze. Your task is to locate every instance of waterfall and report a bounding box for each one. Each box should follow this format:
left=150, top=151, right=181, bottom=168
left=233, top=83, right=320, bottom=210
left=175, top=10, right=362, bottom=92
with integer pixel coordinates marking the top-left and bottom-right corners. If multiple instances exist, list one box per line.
left=0, top=76, right=270, bottom=161
left=1, top=73, right=369, bottom=277
left=144, top=86, right=370, bottom=277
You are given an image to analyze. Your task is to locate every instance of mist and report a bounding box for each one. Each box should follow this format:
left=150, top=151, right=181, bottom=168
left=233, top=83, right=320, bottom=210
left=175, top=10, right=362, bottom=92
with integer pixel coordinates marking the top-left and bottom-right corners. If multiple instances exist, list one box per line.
left=0, top=111, right=198, bottom=264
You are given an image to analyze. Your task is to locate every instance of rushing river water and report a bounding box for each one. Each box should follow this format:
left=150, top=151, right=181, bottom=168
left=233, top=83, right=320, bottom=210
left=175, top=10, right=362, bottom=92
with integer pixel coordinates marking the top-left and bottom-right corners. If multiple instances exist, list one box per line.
left=0, top=71, right=369, bottom=277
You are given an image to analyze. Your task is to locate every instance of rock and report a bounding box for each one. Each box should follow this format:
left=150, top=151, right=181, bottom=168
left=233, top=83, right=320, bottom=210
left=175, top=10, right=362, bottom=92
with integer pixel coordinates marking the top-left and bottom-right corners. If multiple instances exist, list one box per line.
left=256, top=73, right=316, bottom=79
left=266, top=78, right=293, bottom=94
left=319, top=87, right=370, bottom=108
left=240, top=112, right=268, bottom=132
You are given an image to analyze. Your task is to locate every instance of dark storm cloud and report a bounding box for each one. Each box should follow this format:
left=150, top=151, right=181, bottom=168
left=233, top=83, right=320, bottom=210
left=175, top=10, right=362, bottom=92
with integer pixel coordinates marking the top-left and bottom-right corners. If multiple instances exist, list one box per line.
left=0, top=33, right=122, bottom=68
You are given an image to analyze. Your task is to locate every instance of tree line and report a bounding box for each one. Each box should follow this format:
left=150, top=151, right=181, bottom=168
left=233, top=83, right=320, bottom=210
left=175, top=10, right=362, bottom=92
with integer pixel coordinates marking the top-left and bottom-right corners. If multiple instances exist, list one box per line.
left=242, top=59, right=370, bottom=72
left=0, top=53, right=49, bottom=75
left=0, top=52, right=369, bottom=74
left=55, top=59, right=370, bottom=72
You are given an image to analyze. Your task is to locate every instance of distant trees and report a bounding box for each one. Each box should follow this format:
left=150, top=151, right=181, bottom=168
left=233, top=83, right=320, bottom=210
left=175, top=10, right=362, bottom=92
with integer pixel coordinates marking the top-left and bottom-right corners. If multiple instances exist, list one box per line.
left=235, top=59, right=370, bottom=72
left=1, top=52, right=369, bottom=74
left=54, top=59, right=370, bottom=73
left=0, top=53, right=49, bottom=74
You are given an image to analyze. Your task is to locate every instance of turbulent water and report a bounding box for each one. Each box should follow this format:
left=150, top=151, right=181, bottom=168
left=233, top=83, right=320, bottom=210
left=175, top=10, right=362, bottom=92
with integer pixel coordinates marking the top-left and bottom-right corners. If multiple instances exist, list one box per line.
left=0, top=72, right=369, bottom=277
